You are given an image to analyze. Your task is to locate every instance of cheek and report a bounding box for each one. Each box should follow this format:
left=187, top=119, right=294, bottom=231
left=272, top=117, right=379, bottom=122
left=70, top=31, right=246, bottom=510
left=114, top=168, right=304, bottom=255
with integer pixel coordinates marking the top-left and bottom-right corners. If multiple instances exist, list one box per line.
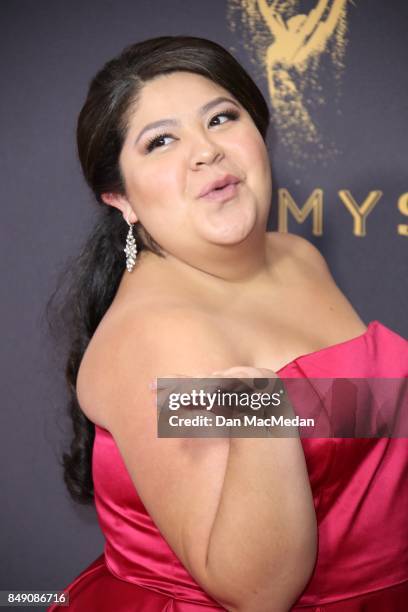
left=230, top=125, right=268, bottom=168
left=245, top=131, right=269, bottom=171
left=231, top=129, right=270, bottom=190
left=129, top=161, right=182, bottom=208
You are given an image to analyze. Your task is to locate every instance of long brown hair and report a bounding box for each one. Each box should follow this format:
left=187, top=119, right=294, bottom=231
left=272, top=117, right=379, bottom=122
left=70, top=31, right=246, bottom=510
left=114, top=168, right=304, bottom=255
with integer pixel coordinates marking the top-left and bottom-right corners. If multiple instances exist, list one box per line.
left=47, top=35, right=271, bottom=504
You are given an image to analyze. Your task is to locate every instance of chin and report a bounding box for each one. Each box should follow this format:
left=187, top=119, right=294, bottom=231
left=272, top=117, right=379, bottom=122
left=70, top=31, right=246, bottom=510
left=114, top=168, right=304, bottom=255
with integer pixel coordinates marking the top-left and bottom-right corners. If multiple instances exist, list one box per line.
left=203, top=223, right=258, bottom=245
left=198, top=200, right=258, bottom=244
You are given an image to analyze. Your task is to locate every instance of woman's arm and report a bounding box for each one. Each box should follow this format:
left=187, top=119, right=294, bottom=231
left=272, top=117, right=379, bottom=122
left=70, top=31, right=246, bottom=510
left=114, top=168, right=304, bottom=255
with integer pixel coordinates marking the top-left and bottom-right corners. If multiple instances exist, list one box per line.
left=77, top=306, right=317, bottom=611
left=204, top=435, right=316, bottom=611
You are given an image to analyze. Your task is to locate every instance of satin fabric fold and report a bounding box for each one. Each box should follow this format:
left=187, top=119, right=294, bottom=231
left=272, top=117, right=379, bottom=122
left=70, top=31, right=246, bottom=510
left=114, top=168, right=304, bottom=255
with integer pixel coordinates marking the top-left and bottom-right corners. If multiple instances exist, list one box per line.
left=48, top=321, right=408, bottom=611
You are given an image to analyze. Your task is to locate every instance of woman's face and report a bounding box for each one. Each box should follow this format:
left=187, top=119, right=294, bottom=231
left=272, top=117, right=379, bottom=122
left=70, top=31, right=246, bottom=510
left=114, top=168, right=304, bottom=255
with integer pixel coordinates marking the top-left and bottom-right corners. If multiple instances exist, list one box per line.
left=109, top=71, right=272, bottom=259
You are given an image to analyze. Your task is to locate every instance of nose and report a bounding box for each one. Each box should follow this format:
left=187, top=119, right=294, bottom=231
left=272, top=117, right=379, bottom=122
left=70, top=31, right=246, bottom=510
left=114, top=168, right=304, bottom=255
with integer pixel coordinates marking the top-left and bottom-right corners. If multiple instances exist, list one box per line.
left=189, top=133, right=224, bottom=169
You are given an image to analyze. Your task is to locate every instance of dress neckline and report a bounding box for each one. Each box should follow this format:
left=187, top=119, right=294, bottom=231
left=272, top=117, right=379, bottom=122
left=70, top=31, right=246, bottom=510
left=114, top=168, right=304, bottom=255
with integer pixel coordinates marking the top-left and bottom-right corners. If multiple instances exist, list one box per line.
left=95, top=320, right=383, bottom=434
left=277, top=320, right=379, bottom=374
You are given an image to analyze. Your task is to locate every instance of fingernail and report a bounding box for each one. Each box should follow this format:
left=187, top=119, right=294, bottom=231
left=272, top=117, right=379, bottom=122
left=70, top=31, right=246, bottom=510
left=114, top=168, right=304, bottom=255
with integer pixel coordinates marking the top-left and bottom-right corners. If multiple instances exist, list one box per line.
left=149, top=379, right=157, bottom=391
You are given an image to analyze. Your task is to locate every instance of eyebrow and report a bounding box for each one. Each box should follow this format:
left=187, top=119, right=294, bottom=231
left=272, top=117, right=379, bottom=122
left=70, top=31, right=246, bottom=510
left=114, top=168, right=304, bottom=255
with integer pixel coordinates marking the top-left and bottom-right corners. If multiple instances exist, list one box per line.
left=134, top=96, right=240, bottom=145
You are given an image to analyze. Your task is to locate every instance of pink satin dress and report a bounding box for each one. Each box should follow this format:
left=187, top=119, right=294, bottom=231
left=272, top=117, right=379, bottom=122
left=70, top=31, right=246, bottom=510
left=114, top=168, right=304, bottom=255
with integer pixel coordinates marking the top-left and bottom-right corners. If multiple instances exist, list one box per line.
left=48, top=321, right=408, bottom=611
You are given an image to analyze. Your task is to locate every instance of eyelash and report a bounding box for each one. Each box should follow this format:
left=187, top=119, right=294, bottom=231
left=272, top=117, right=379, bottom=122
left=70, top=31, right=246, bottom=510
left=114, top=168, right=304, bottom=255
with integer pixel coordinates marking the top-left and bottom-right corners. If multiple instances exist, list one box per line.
left=144, top=109, right=240, bottom=153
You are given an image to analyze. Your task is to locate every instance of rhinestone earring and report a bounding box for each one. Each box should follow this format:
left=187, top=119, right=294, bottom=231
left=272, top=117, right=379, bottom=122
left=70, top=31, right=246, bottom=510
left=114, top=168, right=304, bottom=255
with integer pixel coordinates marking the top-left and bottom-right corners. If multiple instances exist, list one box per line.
left=124, top=218, right=137, bottom=272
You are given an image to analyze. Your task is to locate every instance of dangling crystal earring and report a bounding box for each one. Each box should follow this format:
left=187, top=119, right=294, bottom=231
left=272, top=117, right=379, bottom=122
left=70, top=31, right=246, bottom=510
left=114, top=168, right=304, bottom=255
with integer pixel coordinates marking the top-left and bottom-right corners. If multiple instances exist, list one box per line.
left=124, top=218, right=137, bottom=272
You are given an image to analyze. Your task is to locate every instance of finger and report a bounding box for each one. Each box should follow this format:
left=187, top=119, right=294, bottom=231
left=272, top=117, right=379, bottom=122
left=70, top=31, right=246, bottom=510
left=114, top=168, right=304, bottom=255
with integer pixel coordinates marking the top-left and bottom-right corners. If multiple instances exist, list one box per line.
left=149, top=373, right=195, bottom=388
left=150, top=373, right=211, bottom=392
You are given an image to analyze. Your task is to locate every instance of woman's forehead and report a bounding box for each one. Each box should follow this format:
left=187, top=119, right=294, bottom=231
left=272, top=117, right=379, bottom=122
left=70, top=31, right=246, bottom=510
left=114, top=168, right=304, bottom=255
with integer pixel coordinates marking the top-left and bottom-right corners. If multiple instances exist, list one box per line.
left=133, top=72, right=233, bottom=118
left=143, top=71, right=225, bottom=95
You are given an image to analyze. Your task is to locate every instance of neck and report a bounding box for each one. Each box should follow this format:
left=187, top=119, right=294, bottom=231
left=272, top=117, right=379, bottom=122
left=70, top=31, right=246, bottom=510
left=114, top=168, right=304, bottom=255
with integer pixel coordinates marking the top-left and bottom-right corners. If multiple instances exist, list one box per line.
left=163, top=232, right=272, bottom=295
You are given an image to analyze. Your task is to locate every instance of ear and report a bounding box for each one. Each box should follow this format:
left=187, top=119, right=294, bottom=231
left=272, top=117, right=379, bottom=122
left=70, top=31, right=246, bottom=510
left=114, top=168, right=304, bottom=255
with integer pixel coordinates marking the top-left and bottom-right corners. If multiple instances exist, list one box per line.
left=101, top=192, right=138, bottom=224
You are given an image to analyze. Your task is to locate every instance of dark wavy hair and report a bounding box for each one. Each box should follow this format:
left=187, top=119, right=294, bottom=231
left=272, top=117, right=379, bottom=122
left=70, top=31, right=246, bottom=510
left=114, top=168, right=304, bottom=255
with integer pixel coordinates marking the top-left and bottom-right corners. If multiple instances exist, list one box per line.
left=47, top=35, right=271, bottom=504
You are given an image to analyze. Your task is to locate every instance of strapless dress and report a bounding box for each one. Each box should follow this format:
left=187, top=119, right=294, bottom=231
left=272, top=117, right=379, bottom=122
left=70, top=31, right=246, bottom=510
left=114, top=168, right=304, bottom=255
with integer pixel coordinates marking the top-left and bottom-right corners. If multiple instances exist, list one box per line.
left=48, top=321, right=408, bottom=611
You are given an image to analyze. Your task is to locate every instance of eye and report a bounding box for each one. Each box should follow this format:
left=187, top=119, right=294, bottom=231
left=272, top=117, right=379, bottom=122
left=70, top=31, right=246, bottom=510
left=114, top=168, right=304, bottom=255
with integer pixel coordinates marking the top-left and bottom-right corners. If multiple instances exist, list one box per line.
left=208, top=108, right=240, bottom=127
left=145, top=133, right=174, bottom=153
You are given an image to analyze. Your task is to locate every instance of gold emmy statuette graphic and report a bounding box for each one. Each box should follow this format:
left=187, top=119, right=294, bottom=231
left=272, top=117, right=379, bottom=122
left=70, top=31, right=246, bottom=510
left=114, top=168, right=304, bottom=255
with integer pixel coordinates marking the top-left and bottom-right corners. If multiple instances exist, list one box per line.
left=227, top=0, right=353, bottom=164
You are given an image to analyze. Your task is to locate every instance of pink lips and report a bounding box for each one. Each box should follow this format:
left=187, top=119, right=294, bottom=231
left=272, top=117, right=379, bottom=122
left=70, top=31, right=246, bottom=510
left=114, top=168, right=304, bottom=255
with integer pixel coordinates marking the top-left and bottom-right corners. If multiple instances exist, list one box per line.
left=198, top=174, right=241, bottom=200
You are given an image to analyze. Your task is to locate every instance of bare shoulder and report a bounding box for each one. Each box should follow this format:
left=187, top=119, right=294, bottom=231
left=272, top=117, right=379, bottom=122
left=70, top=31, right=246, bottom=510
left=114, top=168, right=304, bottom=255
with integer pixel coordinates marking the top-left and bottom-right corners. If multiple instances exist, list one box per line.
left=267, top=231, right=331, bottom=277
left=267, top=231, right=366, bottom=336
left=76, top=301, right=241, bottom=428
left=75, top=301, right=246, bottom=604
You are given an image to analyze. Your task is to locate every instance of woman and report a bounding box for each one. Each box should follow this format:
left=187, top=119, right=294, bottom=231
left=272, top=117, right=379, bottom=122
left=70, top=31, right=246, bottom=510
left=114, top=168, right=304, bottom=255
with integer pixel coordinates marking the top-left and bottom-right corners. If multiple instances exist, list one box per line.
left=47, top=36, right=408, bottom=611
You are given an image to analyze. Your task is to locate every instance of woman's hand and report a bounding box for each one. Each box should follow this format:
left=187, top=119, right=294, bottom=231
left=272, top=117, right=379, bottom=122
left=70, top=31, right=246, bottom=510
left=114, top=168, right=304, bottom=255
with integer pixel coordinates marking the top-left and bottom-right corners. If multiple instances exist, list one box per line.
left=152, top=366, right=295, bottom=439
left=151, top=365, right=279, bottom=389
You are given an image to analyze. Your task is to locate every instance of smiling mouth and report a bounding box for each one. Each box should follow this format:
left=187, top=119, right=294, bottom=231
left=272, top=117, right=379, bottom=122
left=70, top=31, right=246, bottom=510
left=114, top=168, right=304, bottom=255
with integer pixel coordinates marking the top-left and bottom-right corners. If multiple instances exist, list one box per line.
left=201, top=182, right=241, bottom=202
